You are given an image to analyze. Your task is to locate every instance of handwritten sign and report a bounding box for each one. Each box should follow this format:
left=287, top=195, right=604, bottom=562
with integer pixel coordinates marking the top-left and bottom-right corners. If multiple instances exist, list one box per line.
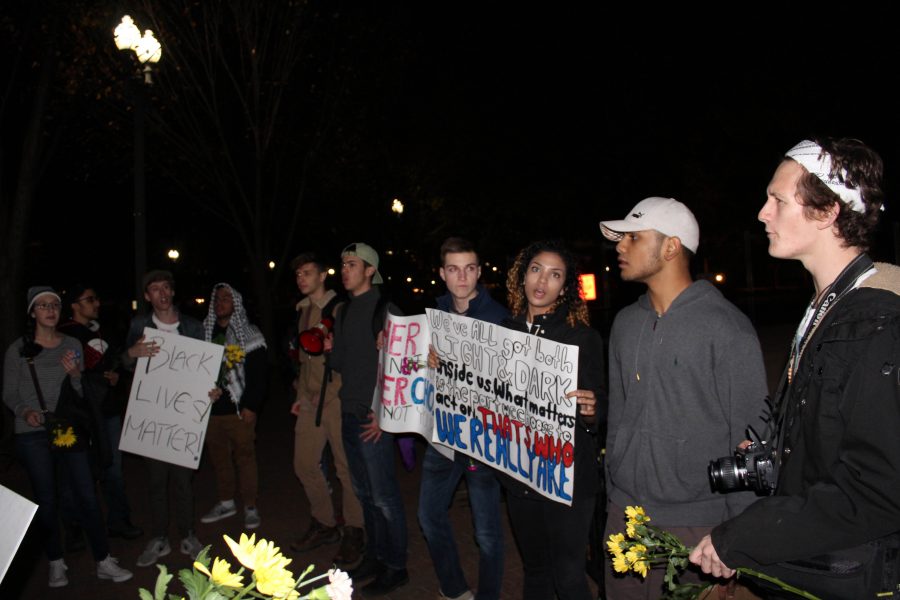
left=373, top=313, right=434, bottom=430
left=372, top=309, right=580, bottom=504
left=0, top=484, right=36, bottom=584
left=120, top=328, right=223, bottom=469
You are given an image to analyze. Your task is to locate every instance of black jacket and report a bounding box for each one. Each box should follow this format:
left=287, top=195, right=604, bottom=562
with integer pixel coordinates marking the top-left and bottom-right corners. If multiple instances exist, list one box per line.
left=501, top=307, right=607, bottom=500
left=714, top=264, right=900, bottom=567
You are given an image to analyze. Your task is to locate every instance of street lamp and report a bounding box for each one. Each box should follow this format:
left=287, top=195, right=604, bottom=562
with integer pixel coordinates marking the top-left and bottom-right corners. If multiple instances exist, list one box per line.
left=114, top=15, right=162, bottom=305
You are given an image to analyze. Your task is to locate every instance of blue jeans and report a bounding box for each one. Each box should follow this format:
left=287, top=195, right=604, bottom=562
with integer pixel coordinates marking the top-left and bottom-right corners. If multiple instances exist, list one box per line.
left=418, top=446, right=504, bottom=600
left=341, top=411, right=407, bottom=570
left=15, top=431, right=109, bottom=561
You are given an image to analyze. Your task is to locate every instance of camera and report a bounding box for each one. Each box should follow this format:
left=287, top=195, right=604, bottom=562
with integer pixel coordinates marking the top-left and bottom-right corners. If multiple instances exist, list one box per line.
left=708, top=426, right=778, bottom=496
left=299, top=316, right=334, bottom=356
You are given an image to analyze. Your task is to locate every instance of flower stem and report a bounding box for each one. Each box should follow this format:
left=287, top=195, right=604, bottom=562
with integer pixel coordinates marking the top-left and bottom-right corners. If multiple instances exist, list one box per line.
left=738, top=568, right=823, bottom=600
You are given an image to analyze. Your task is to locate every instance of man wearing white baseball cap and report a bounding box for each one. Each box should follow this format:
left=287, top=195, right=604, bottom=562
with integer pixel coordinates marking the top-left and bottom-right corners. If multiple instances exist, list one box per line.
left=600, top=198, right=768, bottom=598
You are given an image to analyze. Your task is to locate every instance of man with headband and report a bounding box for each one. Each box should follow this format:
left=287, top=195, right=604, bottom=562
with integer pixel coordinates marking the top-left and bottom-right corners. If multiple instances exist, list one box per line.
left=691, top=138, right=900, bottom=597
left=600, top=198, right=768, bottom=598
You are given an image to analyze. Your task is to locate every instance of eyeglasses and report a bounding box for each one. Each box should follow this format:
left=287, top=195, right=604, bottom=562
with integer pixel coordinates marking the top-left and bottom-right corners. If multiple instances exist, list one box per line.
left=34, top=303, right=61, bottom=311
left=75, top=295, right=100, bottom=304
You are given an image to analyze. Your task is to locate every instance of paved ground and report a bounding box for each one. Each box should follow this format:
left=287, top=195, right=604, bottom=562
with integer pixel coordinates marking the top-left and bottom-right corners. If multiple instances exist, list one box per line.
left=0, top=324, right=793, bottom=600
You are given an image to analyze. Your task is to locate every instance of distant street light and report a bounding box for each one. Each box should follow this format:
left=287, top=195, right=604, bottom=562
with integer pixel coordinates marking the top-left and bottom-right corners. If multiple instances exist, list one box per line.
left=391, top=198, right=404, bottom=215
left=114, top=15, right=162, bottom=305
left=167, top=249, right=180, bottom=261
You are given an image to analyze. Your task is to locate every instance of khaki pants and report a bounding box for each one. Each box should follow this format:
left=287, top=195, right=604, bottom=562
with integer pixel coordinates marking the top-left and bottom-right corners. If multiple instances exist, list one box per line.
left=293, top=397, right=363, bottom=528
left=205, top=413, right=258, bottom=506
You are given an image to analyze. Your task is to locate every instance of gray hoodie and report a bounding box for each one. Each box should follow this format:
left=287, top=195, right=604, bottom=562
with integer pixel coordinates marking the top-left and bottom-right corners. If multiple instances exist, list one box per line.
left=606, top=280, right=768, bottom=526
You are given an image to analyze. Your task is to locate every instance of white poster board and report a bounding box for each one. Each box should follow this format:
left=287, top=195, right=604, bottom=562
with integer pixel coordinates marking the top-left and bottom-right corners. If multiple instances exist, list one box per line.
left=120, top=328, right=224, bottom=469
left=0, top=484, right=37, bottom=584
left=372, top=309, right=580, bottom=504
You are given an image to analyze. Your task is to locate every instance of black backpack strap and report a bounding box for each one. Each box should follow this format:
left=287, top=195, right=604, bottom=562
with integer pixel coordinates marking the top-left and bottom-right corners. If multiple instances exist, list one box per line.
left=315, top=296, right=342, bottom=427
left=371, top=293, right=390, bottom=339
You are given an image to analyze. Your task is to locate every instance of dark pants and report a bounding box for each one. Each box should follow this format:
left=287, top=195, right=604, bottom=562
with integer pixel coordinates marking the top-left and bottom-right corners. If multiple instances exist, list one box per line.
left=341, top=411, right=407, bottom=570
left=507, top=491, right=597, bottom=600
left=146, top=457, right=194, bottom=538
left=16, top=431, right=109, bottom=561
left=418, top=445, right=504, bottom=600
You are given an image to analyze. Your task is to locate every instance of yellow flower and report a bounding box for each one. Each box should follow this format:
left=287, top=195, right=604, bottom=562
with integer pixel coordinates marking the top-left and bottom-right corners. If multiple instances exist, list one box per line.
left=52, top=426, right=77, bottom=448
left=625, top=544, right=649, bottom=578
left=612, top=552, right=630, bottom=573
left=254, top=564, right=297, bottom=598
left=224, top=533, right=291, bottom=572
left=194, top=557, right=244, bottom=588
left=625, top=505, right=649, bottom=524
left=606, top=533, right=627, bottom=557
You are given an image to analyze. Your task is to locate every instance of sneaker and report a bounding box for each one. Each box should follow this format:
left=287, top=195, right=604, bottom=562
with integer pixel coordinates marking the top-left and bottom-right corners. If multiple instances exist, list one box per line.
left=180, top=532, right=203, bottom=559
left=97, top=555, right=133, bottom=583
left=48, top=559, right=68, bottom=588
left=361, top=567, right=409, bottom=597
left=440, top=591, right=474, bottom=600
left=244, top=506, right=261, bottom=529
left=136, top=537, right=171, bottom=567
left=334, top=526, right=365, bottom=568
left=290, top=519, right=341, bottom=552
left=201, top=499, right=237, bottom=523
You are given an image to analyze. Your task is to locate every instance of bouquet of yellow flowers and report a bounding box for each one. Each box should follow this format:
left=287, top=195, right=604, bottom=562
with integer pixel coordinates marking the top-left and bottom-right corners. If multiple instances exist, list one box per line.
left=607, top=506, right=819, bottom=600
left=224, top=344, right=246, bottom=371
left=139, top=533, right=352, bottom=600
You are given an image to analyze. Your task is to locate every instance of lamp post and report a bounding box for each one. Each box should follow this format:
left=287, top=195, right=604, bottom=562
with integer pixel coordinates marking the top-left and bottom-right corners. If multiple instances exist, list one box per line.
left=114, top=15, right=162, bottom=305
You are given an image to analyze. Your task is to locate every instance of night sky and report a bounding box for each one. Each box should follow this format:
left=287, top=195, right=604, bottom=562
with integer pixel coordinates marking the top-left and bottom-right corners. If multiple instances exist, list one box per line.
left=4, top=3, right=898, bottom=327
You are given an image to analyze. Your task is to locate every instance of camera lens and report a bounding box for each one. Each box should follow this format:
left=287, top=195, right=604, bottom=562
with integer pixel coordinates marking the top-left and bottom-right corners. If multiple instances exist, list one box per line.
left=709, top=456, right=742, bottom=493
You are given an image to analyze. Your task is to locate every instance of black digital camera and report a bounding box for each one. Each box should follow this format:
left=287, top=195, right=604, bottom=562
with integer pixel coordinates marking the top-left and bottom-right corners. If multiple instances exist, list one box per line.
left=708, top=426, right=778, bottom=496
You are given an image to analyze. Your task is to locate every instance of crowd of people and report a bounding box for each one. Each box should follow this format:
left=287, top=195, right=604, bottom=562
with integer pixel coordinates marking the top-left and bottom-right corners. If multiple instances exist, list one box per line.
left=3, top=136, right=899, bottom=600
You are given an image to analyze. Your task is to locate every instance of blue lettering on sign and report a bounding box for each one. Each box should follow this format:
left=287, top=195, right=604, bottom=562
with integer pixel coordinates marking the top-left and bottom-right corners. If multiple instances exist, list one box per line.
left=435, top=407, right=467, bottom=450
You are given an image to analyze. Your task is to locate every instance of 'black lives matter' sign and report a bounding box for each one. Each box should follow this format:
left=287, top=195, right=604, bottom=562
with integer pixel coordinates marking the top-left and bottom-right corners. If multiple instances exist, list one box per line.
left=120, top=329, right=223, bottom=469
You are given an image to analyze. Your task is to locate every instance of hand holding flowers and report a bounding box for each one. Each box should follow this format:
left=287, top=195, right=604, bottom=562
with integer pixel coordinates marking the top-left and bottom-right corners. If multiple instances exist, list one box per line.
left=607, top=506, right=820, bottom=600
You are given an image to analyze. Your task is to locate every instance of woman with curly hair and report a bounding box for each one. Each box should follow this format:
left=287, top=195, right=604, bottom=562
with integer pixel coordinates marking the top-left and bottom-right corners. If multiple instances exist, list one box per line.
left=2, top=286, right=132, bottom=588
left=502, top=240, right=606, bottom=600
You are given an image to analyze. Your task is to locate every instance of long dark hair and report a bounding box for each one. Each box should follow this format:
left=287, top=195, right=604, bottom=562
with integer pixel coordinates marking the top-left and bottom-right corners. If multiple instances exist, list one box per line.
left=19, top=315, right=42, bottom=358
left=505, top=240, right=590, bottom=328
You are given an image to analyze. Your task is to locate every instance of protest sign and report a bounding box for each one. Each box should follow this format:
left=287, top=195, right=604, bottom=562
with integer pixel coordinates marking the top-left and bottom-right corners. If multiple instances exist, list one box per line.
left=427, top=308, right=579, bottom=504
left=372, top=312, right=434, bottom=436
left=120, top=328, right=223, bottom=469
left=0, top=484, right=37, bottom=584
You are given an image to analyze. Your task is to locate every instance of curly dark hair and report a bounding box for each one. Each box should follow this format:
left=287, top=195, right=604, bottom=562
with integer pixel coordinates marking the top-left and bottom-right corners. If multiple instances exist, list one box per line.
left=789, top=137, right=884, bottom=251
left=506, top=240, right=590, bottom=328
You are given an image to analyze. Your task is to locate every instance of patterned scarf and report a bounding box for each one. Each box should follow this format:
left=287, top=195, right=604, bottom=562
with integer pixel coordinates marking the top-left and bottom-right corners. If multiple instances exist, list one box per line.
left=202, top=283, right=266, bottom=412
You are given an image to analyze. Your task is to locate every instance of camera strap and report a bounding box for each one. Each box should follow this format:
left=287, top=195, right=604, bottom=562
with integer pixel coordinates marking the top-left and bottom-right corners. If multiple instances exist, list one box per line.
left=787, top=253, right=875, bottom=384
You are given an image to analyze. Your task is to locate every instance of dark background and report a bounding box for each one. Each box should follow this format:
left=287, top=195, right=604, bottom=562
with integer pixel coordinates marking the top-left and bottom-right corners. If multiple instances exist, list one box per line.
left=3, top=2, right=898, bottom=343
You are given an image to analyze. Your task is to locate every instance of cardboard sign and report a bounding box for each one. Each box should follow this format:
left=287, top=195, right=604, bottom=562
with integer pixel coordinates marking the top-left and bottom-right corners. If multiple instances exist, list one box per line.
left=120, top=328, right=223, bottom=469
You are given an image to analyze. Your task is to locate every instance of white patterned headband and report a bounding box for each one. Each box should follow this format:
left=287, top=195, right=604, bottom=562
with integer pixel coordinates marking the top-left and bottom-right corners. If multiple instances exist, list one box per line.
left=785, top=140, right=865, bottom=213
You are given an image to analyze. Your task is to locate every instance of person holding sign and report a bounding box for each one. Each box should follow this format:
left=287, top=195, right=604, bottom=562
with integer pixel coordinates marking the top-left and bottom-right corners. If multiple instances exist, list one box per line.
left=600, top=198, right=767, bottom=598
left=501, top=240, right=606, bottom=600
left=419, top=237, right=509, bottom=600
left=329, top=242, right=409, bottom=596
left=200, top=284, right=267, bottom=530
left=123, top=270, right=206, bottom=567
left=3, top=286, right=133, bottom=588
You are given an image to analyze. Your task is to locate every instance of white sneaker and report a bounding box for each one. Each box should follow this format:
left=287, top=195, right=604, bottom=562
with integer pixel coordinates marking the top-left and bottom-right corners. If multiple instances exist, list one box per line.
left=440, top=591, right=474, bottom=600
left=48, top=559, right=68, bottom=588
left=97, top=555, right=133, bottom=583
left=244, top=506, right=261, bottom=529
left=136, top=537, right=171, bottom=567
left=180, top=532, right=203, bottom=559
left=201, top=500, right=237, bottom=523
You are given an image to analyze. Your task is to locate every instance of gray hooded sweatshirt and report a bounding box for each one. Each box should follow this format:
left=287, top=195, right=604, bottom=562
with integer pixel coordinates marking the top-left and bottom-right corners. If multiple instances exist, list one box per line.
left=606, top=280, right=768, bottom=526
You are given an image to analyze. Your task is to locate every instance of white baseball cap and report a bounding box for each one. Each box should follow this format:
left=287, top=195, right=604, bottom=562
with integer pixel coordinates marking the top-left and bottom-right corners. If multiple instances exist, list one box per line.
left=599, top=197, right=700, bottom=253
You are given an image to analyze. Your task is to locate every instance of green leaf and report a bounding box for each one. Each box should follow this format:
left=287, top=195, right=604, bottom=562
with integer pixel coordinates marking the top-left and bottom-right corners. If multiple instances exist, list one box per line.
left=154, top=565, right=174, bottom=600
left=138, top=589, right=154, bottom=600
